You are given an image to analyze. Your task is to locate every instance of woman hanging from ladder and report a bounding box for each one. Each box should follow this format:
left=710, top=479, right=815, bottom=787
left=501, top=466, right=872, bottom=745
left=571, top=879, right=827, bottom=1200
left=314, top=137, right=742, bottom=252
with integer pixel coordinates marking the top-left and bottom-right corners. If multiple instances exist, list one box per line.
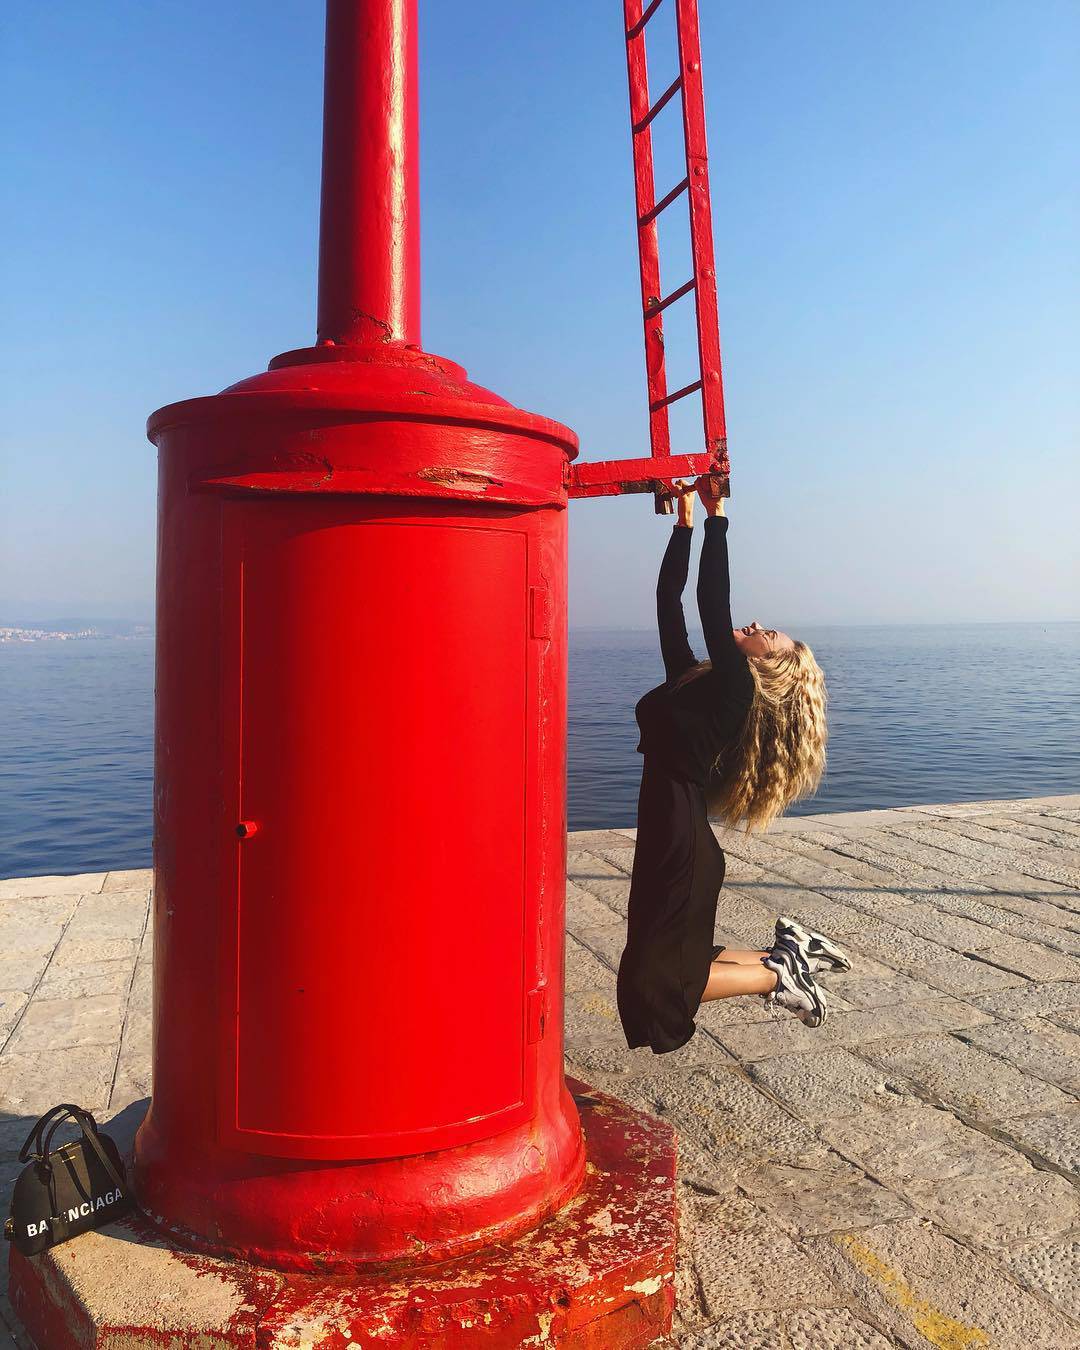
left=616, top=476, right=847, bottom=1054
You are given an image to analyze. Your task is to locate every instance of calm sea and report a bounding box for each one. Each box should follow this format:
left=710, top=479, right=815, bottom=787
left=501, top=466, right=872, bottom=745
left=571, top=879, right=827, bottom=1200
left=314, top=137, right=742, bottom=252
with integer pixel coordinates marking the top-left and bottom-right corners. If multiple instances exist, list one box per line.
left=2, top=624, right=1077, bottom=876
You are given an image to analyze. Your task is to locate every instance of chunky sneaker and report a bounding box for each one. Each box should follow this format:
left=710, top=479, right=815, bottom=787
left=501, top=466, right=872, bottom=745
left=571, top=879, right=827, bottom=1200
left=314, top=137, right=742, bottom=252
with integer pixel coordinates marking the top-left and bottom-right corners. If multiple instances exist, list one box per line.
left=761, top=941, right=828, bottom=1028
left=775, top=915, right=851, bottom=975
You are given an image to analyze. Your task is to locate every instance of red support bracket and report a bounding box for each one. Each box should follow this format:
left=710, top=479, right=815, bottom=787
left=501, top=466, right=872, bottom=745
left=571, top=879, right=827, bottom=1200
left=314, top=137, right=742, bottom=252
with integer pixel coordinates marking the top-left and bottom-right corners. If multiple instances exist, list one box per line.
left=568, top=451, right=727, bottom=500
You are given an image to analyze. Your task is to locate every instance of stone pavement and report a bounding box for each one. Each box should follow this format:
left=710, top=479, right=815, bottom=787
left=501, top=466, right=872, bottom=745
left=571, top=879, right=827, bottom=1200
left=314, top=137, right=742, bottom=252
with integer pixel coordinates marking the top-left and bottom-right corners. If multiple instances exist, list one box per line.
left=565, top=794, right=1080, bottom=1348
left=1, top=794, right=1079, bottom=1347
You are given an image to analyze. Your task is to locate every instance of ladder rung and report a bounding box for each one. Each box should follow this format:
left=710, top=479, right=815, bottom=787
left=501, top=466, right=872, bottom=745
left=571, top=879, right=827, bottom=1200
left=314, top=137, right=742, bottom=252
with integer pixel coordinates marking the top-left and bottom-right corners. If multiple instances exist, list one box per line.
left=646, top=277, right=695, bottom=316
left=639, top=176, right=689, bottom=228
left=626, top=0, right=667, bottom=41
left=633, top=75, right=682, bottom=134
left=650, top=379, right=703, bottom=413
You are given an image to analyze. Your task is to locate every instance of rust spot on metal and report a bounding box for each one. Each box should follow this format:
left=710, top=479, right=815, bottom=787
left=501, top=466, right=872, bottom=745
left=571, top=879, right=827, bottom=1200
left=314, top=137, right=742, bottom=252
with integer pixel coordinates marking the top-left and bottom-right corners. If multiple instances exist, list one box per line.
left=415, top=465, right=502, bottom=491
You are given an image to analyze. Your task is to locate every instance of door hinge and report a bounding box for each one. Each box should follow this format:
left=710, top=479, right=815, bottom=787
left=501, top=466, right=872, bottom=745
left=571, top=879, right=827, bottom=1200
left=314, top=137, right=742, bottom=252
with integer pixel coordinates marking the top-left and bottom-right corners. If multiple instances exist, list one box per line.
left=530, top=586, right=550, bottom=640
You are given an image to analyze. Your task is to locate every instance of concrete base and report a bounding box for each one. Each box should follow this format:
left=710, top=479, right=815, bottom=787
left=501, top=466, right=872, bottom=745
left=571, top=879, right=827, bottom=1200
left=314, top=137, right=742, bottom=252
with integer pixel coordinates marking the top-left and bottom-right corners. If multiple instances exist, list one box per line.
left=8, top=1079, right=676, bottom=1349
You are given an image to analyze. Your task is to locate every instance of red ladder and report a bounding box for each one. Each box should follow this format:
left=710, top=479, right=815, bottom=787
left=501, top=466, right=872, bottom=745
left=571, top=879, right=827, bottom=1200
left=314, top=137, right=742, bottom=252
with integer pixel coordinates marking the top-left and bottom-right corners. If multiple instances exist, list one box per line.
left=569, top=0, right=729, bottom=504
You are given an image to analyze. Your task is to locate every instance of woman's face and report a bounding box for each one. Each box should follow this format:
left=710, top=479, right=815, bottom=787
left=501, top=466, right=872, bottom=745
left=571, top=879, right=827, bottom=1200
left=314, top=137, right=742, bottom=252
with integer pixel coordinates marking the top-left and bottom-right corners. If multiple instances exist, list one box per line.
left=733, top=621, right=795, bottom=659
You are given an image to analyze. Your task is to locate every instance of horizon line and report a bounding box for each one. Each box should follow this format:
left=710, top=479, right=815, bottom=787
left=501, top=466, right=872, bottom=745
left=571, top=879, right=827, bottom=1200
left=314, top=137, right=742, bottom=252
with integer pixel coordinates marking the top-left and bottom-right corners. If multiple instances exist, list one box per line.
left=3, top=616, right=1079, bottom=633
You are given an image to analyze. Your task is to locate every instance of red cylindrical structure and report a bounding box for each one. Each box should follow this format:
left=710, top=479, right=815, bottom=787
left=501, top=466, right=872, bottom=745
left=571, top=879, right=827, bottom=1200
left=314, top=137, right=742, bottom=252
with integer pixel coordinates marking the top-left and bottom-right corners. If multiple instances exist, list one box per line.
left=136, top=0, right=584, bottom=1270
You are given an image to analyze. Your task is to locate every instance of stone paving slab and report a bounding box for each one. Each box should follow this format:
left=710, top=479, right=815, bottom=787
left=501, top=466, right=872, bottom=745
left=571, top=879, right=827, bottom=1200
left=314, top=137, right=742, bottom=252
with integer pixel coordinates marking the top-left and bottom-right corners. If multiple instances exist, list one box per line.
left=1, top=795, right=1079, bottom=1348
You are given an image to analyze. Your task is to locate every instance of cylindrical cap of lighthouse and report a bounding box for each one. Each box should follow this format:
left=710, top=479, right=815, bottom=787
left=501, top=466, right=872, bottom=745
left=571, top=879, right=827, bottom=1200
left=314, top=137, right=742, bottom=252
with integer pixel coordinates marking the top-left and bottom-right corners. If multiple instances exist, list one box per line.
left=136, top=0, right=584, bottom=1269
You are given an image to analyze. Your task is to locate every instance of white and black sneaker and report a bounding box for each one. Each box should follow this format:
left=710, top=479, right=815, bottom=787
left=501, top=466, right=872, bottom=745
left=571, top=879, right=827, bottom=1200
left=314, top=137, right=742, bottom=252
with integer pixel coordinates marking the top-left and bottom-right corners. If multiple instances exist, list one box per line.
left=775, top=915, right=851, bottom=976
left=761, top=941, right=828, bottom=1028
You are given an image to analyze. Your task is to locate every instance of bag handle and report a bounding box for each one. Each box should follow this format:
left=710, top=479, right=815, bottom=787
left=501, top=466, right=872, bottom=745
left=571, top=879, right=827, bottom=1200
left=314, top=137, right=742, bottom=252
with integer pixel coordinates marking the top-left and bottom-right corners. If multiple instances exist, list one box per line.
left=18, top=1104, right=92, bottom=1164
left=40, top=1106, right=98, bottom=1160
left=33, top=1106, right=129, bottom=1199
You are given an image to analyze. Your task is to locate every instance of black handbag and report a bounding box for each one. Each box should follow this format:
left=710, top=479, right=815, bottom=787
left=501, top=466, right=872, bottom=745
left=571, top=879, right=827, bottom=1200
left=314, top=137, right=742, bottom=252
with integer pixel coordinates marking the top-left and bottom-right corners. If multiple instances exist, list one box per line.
left=3, top=1104, right=133, bottom=1256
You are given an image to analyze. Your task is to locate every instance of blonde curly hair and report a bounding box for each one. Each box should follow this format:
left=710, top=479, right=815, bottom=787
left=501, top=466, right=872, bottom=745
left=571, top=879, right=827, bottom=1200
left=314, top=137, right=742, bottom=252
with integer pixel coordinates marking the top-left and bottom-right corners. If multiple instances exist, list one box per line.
left=676, top=642, right=828, bottom=832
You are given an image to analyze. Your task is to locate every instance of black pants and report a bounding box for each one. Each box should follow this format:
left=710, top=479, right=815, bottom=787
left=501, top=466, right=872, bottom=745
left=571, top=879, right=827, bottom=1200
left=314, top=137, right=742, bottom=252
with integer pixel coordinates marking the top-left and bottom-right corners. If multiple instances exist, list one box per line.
left=616, top=758, right=726, bottom=1054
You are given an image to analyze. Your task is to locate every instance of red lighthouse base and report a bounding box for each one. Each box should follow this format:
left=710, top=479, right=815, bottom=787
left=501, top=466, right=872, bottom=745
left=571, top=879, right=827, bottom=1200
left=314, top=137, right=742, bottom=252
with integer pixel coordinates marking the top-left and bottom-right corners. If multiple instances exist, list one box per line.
left=9, top=1080, right=677, bottom=1350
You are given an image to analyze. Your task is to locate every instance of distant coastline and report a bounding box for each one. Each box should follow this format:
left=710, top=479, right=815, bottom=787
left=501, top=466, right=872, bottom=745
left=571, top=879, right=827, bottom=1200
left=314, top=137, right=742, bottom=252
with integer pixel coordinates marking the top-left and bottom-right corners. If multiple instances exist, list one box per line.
left=0, top=621, right=153, bottom=644
left=3, top=619, right=1076, bottom=645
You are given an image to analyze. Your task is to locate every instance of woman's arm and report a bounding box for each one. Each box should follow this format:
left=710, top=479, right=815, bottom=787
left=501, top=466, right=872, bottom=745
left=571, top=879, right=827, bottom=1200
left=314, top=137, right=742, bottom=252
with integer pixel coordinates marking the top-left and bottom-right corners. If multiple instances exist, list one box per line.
left=656, top=485, right=698, bottom=681
left=695, top=490, right=744, bottom=671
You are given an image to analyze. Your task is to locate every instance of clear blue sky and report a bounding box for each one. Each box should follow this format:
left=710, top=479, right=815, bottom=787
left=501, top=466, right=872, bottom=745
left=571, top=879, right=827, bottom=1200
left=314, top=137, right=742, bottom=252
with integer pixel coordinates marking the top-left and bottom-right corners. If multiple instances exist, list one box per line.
left=2, top=1, right=1077, bottom=627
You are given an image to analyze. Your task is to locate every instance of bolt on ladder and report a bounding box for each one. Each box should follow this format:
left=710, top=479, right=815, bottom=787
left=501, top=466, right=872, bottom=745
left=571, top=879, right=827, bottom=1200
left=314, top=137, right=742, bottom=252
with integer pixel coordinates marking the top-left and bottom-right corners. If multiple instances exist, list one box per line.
left=569, top=0, right=730, bottom=506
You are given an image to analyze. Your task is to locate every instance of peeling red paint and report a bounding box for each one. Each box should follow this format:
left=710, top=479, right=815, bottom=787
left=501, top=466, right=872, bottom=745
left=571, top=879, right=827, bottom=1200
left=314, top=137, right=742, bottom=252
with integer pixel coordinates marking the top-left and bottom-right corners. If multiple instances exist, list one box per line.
left=10, top=1078, right=676, bottom=1349
left=414, top=464, right=502, bottom=490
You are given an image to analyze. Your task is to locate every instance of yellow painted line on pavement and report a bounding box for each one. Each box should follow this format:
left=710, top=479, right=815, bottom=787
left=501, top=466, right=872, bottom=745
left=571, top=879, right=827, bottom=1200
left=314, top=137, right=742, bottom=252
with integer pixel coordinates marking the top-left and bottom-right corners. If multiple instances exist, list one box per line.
left=833, top=1234, right=989, bottom=1350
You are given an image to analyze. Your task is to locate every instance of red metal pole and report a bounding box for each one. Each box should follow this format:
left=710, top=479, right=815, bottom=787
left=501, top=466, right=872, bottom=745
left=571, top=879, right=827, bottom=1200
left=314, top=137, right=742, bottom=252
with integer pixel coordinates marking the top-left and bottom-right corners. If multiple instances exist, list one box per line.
left=127, top=0, right=590, bottom=1279
left=316, top=0, right=421, bottom=347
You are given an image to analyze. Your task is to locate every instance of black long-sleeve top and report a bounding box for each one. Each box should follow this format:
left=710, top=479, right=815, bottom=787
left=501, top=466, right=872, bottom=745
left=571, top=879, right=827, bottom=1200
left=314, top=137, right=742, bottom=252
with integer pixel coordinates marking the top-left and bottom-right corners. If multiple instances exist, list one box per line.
left=633, top=516, right=755, bottom=786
